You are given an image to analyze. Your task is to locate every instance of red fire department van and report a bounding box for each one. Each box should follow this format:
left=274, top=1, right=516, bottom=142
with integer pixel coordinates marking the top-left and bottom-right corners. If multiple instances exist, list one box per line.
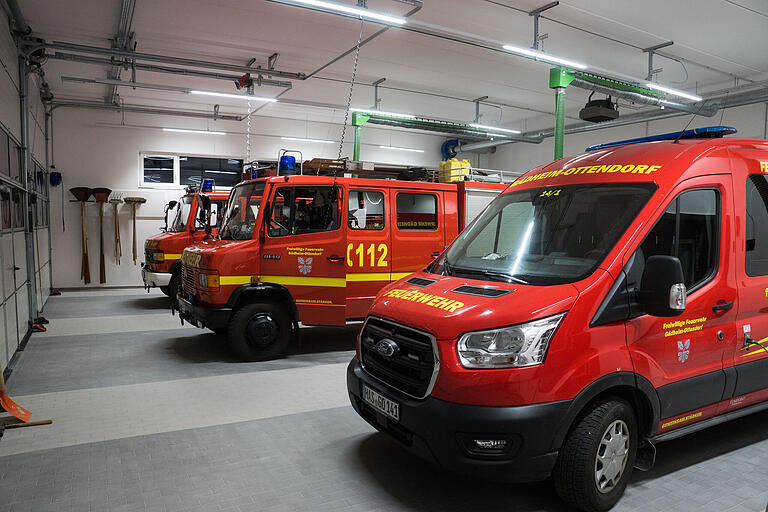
left=347, top=127, right=768, bottom=511
left=142, top=188, right=229, bottom=300
left=175, top=174, right=507, bottom=359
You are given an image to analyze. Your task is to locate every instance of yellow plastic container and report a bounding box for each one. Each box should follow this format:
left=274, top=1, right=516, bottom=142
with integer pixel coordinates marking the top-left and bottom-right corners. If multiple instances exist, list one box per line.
left=439, top=158, right=471, bottom=182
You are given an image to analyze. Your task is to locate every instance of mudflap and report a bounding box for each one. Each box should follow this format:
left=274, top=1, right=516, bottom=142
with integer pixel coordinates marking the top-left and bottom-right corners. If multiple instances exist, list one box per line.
left=634, top=438, right=657, bottom=471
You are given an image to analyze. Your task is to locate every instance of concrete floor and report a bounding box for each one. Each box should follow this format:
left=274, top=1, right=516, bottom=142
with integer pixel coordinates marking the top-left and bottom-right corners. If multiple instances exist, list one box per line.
left=1, top=288, right=767, bottom=512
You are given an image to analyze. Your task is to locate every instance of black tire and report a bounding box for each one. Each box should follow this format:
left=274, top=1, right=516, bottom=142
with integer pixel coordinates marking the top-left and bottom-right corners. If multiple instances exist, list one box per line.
left=209, top=326, right=228, bottom=336
left=167, top=273, right=181, bottom=306
left=553, top=399, right=638, bottom=512
left=228, top=302, right=291, bottom=361
left=159, top=285, right=171, bottom=297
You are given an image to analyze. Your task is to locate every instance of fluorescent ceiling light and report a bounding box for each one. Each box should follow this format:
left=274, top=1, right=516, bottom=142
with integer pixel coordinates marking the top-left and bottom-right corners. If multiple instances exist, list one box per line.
left=502, top=44, right=588, bottom=70
left=162, top=128, right=226, bottom=135
left=379, top=145, right=424, bottom=153
left=469, top=123, right=521, bottom=134
left=644, top=83, right=703, bottom=102
left=190, top=90, right=277, bottom=102
left=274, top=0, right=406, bottom=25
left=350, top=108, right=416, bottom=119
left=281, top=136, right=335, bottom=144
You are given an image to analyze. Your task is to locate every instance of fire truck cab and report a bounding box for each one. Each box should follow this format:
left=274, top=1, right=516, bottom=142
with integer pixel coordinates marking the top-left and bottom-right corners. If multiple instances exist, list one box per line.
left=176, top=173, right=507, bottom=359
left=347, top=128, right=768, bottom=512
left=142, top=188, right=229, bottom=300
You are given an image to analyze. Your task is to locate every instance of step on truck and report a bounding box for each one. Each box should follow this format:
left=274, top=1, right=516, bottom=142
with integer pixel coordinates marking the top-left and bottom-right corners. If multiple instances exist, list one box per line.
left=175, top=164, right=509, bottom=360
left=142, top=184, right=229, bottom=301
left=346, top=127, right=768, bottom=512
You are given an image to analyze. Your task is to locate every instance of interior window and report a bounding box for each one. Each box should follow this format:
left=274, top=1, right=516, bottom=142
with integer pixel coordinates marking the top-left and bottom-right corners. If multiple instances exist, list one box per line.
left=0, top=187, right=10, bottom=229
left=143, top=155, right=174, bottom=184
left=745, top=175, right=768, bottom=276
left=348, top=190, right=385, bottom=230
left=396, top=193, right=438, bottom=231
left=638, top=188, right=719, bottom=290
left=268, top=187, right=340, bottom=237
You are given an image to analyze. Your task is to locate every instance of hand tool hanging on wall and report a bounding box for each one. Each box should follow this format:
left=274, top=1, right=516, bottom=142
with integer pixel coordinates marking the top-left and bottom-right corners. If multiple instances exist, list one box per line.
left=0, top=364, right=32, bottom=423
left=109, top=191, right=123, bottom=265
left=124, top=196, right=146, bottom=264
left=49, top=167, right=65, bottom=232
left=92, top=188, right=112, bottom=284
left=70, top=187, right=93, bottom=284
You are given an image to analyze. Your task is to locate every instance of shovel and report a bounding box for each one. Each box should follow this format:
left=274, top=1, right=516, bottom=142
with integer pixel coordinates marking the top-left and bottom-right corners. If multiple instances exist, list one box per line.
left=109, top=192, right=123, bottom=265
left=124, top=196, right=146, bottom=264
left=0, top=365, right=31, bottom=423
left=70, top=187, right=93, bottom=284
left=92, top=188, right=112, bottom=284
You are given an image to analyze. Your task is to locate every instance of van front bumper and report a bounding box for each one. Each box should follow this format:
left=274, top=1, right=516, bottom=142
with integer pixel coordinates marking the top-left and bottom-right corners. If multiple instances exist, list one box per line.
left=347, top=358, right=570, bottom=483
left=142, top=268, right=171, bottom=288
left=176, top=296, right=231, bottom=331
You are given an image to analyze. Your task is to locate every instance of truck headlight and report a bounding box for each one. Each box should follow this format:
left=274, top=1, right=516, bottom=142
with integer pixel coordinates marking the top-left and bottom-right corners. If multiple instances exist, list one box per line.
left=457, top=312, right=566, bottom=369
left=198, top=271, right=219, bottom=289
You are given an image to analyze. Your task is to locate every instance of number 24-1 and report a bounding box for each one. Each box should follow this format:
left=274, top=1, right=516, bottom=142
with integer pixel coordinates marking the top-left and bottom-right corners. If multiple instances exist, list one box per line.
left=347, top=243, right=388, bottom=267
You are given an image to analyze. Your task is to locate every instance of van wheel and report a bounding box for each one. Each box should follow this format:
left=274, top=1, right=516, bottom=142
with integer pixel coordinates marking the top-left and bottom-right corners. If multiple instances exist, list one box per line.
left=553, top=399, right=637, bottom=512
left=228, top=303, right=291, bottom=361
left=167, top=274, right=181, bottom=306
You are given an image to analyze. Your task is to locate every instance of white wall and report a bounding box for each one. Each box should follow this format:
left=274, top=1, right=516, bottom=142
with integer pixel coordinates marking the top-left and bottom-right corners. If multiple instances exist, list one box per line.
left=50, top=108, right=447, bottom=287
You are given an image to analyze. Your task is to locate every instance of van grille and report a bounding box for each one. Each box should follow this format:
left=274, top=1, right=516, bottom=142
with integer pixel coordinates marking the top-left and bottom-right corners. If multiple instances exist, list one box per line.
left=181, top=264, right=197, bottom=295
left=359, top=317, right=438, bottom=399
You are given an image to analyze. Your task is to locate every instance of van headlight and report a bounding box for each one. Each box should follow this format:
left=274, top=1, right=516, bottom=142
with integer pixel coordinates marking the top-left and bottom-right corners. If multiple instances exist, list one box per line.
left=457, top=312, right=566, bottom=369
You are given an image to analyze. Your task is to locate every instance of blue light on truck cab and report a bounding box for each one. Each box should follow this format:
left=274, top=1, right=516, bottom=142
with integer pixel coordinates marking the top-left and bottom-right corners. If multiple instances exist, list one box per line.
left=585, top=126, right=738, bottom=152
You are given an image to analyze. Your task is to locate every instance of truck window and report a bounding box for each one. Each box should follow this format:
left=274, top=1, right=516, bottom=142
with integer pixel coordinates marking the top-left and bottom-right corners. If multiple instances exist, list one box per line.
left=169, top=196, right=193, bottom=232
left=348, top=190, right=384, bottom=230
left=268, top=187, right=341, bottom=237
left=745, top=175, right=768, bottom=276
left=639, top=188, right=718, bottom=290
left=396, top=193, right=437, bottom=231
left=210, top=200, right=226, bottom=228
left=219, top=181, right=266, bottom=240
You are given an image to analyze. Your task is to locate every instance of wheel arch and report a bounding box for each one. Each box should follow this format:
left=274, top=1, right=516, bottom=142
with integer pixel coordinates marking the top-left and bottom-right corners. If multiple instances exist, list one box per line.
left=169, top=260, right=181, bottom=276
left=551, top=372, right=660, bottom=452
left=227, top=283, right=300, bottom=324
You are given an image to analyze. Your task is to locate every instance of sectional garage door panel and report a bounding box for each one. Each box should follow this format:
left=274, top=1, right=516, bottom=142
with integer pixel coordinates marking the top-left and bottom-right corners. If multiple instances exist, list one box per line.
left=1, top=233, right=13, bottom=300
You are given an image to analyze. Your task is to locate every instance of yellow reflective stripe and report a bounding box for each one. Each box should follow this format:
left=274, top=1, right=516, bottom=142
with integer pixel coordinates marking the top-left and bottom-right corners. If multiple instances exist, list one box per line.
left=259, top=275, right=347, bottom=288
left=390, top=272, right=413, bottom=281
left=164, top=254, right=182, bottom=260
left=219, top=275, right=253, bottom=286
left=346, top=273, right=392, bottom=282
left=218, top=272, right=414, bottom=287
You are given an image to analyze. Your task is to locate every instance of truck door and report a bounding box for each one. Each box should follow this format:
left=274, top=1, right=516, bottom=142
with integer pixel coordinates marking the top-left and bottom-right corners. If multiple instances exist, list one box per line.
left=390, top=190, right=444, bottom=279
left=626, top=177, right=736, bottom=431
left=259, top=185, right=346, bottom=326
left=345, top=187, right=390, bottom=319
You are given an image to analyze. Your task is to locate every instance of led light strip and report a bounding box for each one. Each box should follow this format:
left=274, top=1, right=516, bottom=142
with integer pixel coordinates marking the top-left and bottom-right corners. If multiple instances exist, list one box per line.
left=645, top=83, right=703, bottom=102
left=378, top=145, right=424, bottom=153
left=162, top=128, right=226, bottom=135
left=270, top=0, right=406, bottom=25
left=190, top=90, right=277, bottom=102
left=469, top=123, right=521, bottom=134
left=350, top=107, right=416, bottom=120
left=502, top=44, right=588, bottom=70
left=281, top=136, right=335, bottom=144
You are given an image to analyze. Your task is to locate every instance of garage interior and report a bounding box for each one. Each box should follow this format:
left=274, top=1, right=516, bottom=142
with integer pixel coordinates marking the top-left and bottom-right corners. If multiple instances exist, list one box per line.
left=0, top=0, right=767, bottom=511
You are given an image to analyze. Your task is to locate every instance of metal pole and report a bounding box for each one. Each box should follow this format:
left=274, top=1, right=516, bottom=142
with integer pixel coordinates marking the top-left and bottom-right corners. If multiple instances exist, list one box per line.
left=553, top=87, right=566, bottom=160
left=18, top=56, right=37, bottom=323
left=353, top=125, right=362, bottom=161
left=45, top=110, right=52, bottom=299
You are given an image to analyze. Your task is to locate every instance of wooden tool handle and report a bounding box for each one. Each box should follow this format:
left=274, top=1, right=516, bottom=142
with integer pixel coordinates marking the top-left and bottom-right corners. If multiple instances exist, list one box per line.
left=5, top=419, right=53, bottom=429
left=99, top=204, right=106, bottom=284
left=81, top=202, right=91, bottom=284
left=132, top=205, right=138, bottom=263
left=0, top=363, right=6, bottom=393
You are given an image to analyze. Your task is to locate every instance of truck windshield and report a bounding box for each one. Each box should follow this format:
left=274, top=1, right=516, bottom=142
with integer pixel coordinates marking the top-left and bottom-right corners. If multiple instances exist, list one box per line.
left=219, top=182, right=267, bottom=240
left=169, top=196, right=193, bottom=233
left=437, top=183, right=656, bottom=286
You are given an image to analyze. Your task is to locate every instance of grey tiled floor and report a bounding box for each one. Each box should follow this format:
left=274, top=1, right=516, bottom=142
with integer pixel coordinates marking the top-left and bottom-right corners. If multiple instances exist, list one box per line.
left=1, top=289, right=767, bottom=511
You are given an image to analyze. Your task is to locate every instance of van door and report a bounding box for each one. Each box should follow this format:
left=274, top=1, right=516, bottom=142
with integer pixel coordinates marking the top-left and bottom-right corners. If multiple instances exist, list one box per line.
left=625, top=177, right=735, bottom=432
left=390, top=189, right=444, bottom=280
left=259, top=184, right=346, bottom=326
left=345, top=187, right=390, bottom=319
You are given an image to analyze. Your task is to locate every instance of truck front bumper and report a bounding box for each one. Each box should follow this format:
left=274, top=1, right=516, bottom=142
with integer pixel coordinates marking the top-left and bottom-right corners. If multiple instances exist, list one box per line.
left=142, top=268, right=171, bottom=288
left=347, top=357, right=571, bottom=483
left=176, top=296, right=231, bottom=331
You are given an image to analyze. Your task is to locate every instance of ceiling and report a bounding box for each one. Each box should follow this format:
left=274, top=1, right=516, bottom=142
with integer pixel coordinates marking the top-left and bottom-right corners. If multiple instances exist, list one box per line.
left=20, top=0, right=768, bottom=133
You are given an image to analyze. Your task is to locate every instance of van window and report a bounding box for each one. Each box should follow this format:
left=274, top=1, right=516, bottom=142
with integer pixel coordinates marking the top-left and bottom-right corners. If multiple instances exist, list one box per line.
left=348, top=190, right=384, bottom=230
left=745, top=175, right=768, bottom=276
left=269, top=187, right=341, bottom=237
left=639, top=188, right=718, bottom=290
left=396, top=193, right=437, bottom=230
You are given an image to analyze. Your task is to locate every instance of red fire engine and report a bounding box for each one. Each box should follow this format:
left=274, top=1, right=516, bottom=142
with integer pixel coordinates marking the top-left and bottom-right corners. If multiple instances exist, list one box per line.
left=347, top=127, right=768, bottom=511
left=142, top=188, right=229, bottom=300
left=175, top=166, right=508, bottom=360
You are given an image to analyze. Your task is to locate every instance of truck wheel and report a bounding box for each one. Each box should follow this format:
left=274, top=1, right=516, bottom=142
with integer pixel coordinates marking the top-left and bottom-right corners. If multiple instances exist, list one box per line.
left=553, top=399, right=637, bottom=512
left=159, top=285, right=170, bottom=296
left=167, top=274, right=181, bottom=306
left=228, top=303, right=291, bottom=361
left=209, top=326, right=227, bottom=336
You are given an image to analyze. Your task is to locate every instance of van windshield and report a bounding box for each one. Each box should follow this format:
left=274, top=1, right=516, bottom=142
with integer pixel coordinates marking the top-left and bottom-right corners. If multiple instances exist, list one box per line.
left=219, top=182, right=267, bottom=240
left=169, top=196, right=193, bottom=233
left=436, top=183, right=656, bottom=286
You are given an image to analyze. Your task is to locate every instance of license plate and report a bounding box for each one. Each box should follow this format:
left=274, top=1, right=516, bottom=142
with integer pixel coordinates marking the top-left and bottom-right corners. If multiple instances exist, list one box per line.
left=363, top=384, right=400, bottom=421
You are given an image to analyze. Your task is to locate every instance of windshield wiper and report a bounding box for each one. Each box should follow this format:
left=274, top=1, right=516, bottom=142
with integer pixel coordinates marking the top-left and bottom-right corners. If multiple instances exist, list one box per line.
left=452, top=266, right=529, bottom=285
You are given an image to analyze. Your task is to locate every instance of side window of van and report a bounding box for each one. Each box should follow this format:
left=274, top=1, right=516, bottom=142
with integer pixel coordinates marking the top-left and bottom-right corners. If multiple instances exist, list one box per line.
left=745, top=175, right=768, bottom=276
left=268, top=187, right=341, bottom=237
left=396, top=193, right=438, bottom=231
left=639, top=189, right=719, bottom=290
left=210, top=200, right=226, bottom=228
left=348, top=190, right=385, bottom=230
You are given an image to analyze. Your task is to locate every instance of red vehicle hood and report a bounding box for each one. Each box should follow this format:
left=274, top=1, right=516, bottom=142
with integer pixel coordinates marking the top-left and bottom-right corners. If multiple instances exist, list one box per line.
left=368, top=271, right=579, bottom=341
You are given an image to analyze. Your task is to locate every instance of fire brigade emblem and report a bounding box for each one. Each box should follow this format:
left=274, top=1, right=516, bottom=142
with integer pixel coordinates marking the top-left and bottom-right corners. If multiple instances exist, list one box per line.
left=298, top=257, right=313, bottom=275
left=677, top=339, right=691, bottom=363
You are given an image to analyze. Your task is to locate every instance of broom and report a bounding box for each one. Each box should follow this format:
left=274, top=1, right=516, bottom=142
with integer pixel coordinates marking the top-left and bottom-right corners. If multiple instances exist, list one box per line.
left=109, top=192, right=123, bottom=265
left=123, top=196, right=146, bottom=264
left=69, top=187, right=93, bottom=284
left=92, top=188, right=112, bottom=284
left=0, top=364, right=31, bottom=423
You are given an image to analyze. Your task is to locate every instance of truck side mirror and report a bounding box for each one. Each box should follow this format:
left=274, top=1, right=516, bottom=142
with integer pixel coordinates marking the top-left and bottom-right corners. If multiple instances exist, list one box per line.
left=196, top=193, right=212, bottom=237
left=163, top=200, right=178, bottom=231
left=638, top=255, right=686, bottom=317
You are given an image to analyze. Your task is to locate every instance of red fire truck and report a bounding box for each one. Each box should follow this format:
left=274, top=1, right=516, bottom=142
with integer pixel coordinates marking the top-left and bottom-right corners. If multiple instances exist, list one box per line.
left=175, top=171, right=508, bottom=359
left=142, top=188, right=229, bottom=300
left=347, top=127, right=768, bottom=511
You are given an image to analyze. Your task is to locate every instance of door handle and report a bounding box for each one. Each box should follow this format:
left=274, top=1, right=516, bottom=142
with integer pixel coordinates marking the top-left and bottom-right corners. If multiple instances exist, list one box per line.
left=430, top=251, right=440, bottom=258
left=13, top=266, right=20, bottom=271
left=712, top=301, right=733, bottom=312
left=327, top=255, right=344, bottom=262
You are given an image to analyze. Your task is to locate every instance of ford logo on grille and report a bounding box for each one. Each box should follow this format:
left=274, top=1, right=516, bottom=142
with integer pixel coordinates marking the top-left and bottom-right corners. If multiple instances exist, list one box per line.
left=375, top=338, right=399, bottom=358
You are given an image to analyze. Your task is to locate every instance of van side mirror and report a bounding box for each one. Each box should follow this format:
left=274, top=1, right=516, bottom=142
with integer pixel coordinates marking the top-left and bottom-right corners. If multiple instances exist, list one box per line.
left=639, top=255, right=686, bottom=317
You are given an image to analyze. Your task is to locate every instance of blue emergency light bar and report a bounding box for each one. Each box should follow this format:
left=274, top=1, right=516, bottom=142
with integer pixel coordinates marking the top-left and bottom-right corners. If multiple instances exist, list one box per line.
left=185, top=184, right=197, bottom=194
left=201, top=179, right=215, bottom=193
left=585, top=125, right=738, bottom=152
